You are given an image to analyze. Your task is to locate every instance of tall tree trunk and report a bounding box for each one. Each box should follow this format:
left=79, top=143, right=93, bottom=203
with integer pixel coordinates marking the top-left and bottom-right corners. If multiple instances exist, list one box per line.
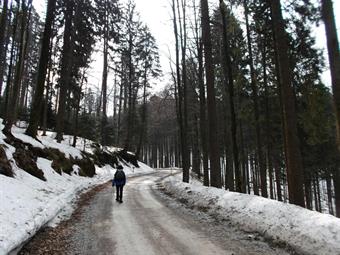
left=4, top=0, right=30, bottom=134
left=220, top=37, right=234, bottom=191
left=192, top=0, right=209, bottom=186
left=172, top=0, right=190, bottom=183
left=220, top=0, right=240, bottom=191
left=244, top=0, right=267, bottom=197
left=304, top=171, right=312, bottom=209
left=198, top=41, right=209, bottom=186
left=117, top=67, right=124, bottom=146
left=26, top=0, right=56, bottom=137
left=321, top=0, right=340, bottom=216
left=262, top=35, right=274, bottom=199
left=321, top=0, right=340, bottom=153
left=192, top=115, right=201, bottom=178
left=14, top=1, right=32, bottom=123
left=101, top=40, right=108, bottom=145
left=3, top=8, right=17, bottom=117
left=333, top=168, right=340, bottom=217
left=179, top=0, right=190, bottom=183
left=201, top=0, right=221, bottom=188
left=19, top=64, right=29, bottom=112
left=73, top=70, right=86, bottom=147
left=273, top=156, right=283, bottom=201
left=314, top=173, right=321, bottom=212
left=124, top=31, right=134, bottom=150
left=42, top=66, right=52, bottom=136
left=136, top=68, right=148, bottom=159
left=0, top=0, right=9, bottom=57
left=43, top=34, right=57, bottom=136
left=326, top=174, right=334, bottom=215
left=112, top=74, right=117, bottom=144
left=56, top=0, right=74, bottom=142
left=101, top=1, right=109, bottom=145
left=253, top=153, right=259, bottom=195
left=239, top=120, right=247, bottom=193
left=270, top=0, right=305, bottom=207
left=0, top=0, right=9, bottom=100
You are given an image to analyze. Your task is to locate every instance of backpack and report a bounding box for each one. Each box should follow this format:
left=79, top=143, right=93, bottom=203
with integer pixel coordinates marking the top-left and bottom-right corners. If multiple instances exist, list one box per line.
left=115, top=170, right=125, bottom=180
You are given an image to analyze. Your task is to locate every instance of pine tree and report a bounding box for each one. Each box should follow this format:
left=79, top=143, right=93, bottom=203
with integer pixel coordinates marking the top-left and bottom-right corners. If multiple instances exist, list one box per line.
left=26, top=0, right=57, bottom=137
left=201, top=0, right=221, bottom=188
left=270, top=0, right=305, bottom=207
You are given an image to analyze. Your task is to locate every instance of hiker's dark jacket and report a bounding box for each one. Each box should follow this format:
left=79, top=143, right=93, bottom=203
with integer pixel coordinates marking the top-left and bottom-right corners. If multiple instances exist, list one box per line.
left=113, top=170, right=126, bottom=186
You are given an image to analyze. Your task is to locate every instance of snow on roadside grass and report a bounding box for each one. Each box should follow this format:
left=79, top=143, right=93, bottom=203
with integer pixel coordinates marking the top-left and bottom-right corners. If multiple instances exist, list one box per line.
left=162, top=175, right=340, bottom=255
left=11, top=126, right=82, bottom=159
left=0, top=159, right=110, bottom=255
left=0, top=158, right=154, bottom=255
left=0, top=120, right=155, bottom=254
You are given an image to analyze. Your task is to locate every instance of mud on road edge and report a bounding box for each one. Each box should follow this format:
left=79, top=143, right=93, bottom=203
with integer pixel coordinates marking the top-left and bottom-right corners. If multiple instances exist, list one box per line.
left=18, top=181, right=111, bottom=255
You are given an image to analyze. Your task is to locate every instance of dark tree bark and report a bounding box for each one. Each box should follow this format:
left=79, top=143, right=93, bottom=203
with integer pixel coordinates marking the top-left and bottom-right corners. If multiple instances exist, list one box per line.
left=73, top=70, right=86, bottom=147
left=117, top=64, right=124, bottom=146
left=219, top=0, right=241, bottom=191
left=262, top=36, right=274, bottom=199
left=136, top=67, right=148, bottom=159
left=333, top=168, right=340, bottom=217
left=112, top=74, right=118, bottom=144
left=192, top=0, right=209, bottom=186
left=42, top=65, right=52, bottom=136
left=321, top=0, right=340, bottom=217
left=223, top=95, right=234, bottom=191
left=43, top=34, right=57, bottom=136
left=179, top=0, right=190, bottom=183
left=56, top=0, right=74, bottom=142
left=252, top=153, right=259, bottom=195
left=124, top=22, right=134, bottom=151
left=25, top=0, right=57, bottom=137
left=321, top=0, right=340, bottom=153
left=198, top=42, right=209, bottom=186
left=270, top=0, right=305, bottom=207
left=326, top=174, right=334, bottom=215
left=304, top=172, right=312, bottom=209
left=172, top=0, right=190, bottom=183
left=101, top=0, right=109, bottom=145
left=201, top=0, right=221, bottom=188
left=192, top=115, right=201, bottom=178
left=0, top=0, right=9, bottom=99
left=244, top=0, right=267, bottom=197
left=4, top=0, right=31, bottom=134
left=273, top=155, right=283, bottom=201
left=2, top=2, right=16, bottom=116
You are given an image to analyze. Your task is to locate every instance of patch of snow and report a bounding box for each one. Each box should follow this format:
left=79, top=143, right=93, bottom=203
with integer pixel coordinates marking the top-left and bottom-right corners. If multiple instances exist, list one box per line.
left=162, top=175, right=340, bottom=255
left=0, top=120, right=155, bottom=254
left=0, top=156, right=154, bottom=254
left=39, top=135, right=83, bottom=159
left=12, top=126, right=44, bottom=149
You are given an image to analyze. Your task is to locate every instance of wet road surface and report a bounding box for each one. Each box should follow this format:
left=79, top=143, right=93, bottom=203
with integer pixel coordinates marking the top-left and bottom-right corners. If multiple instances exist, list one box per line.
left=68, top=171, right=292, bottom=255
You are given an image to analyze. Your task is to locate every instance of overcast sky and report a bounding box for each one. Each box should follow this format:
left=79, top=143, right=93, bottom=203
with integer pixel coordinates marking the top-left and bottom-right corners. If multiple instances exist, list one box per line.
left=33, top=0, right=340, bottom=96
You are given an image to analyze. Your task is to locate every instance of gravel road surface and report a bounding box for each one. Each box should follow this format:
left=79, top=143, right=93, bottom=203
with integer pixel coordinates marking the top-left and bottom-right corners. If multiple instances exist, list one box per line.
left=20, top=171, right=294, bottom=255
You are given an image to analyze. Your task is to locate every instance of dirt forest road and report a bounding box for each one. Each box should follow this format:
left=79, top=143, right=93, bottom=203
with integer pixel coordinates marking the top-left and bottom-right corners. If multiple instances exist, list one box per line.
left=20, top=171, right=294, bottom=255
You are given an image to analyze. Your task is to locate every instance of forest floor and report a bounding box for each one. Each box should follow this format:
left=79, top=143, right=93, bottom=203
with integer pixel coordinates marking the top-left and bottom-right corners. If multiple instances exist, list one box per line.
left=19, top=171, right=293, bottom=255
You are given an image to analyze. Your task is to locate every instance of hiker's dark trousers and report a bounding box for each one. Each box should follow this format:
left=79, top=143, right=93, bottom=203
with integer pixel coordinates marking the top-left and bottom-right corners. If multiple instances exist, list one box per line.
left=116, top=185, right=124, bottom=201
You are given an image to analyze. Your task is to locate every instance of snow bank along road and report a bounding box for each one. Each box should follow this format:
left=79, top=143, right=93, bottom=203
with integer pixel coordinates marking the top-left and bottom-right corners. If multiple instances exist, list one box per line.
left=21, top=170, right=292, bottom=255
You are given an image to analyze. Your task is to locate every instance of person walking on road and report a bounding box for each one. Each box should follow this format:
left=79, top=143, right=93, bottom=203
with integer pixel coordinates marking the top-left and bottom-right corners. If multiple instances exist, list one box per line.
left=112, top=165, right=126, bottom=203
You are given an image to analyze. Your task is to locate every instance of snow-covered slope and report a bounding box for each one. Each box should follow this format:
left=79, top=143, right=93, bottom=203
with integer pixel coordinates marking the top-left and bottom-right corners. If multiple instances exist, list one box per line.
left=163, top=175, right=340, bottom=255
left=0, top=121, right=154, bottom=255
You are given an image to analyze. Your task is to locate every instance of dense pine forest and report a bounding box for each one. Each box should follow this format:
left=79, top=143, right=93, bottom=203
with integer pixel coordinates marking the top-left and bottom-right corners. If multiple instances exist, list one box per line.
left=0, top=0, right=339, bottom=220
